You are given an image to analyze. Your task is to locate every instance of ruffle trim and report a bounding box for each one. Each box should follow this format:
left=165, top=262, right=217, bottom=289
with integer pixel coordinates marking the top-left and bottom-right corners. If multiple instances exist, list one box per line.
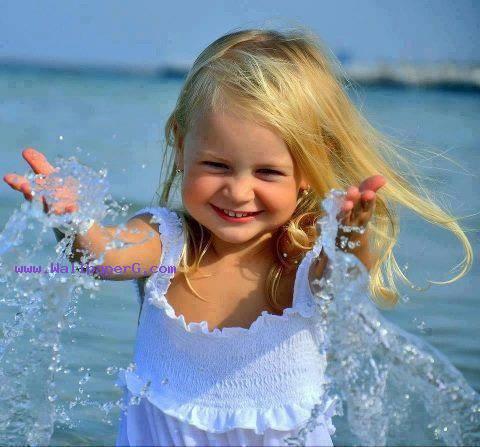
left=128, top=205, right=184, bottom=266
left=148, top=289, right=314, bottom=338
left=131, top=205, right=370, bottom=339
left=146, top=248, right=321, bottom=338
left=116, top=369, right=338, bottom=436
left=129, top=205, right=184, bottom=310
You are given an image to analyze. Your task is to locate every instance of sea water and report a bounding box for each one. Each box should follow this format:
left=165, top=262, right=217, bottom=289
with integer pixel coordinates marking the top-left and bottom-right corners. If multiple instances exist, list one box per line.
left=1, top=171, right=478, bottom=445
left=285, top=190, right=480, bottom=446
left=0, top=68, right=479, bottom=445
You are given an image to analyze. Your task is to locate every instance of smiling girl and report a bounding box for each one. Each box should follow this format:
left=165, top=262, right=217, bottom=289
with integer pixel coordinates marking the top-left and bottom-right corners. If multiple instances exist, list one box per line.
left=4, top=27, right=472, bottom=446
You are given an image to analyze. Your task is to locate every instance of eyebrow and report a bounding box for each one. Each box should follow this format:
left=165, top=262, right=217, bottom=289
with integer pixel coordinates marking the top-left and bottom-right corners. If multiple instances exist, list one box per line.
left=197, top=151, right=293, bottom=170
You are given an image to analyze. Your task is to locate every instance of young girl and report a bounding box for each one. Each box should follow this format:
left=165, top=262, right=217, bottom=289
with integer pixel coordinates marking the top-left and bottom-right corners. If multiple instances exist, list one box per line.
left=4, top=28, right=473, bottom=446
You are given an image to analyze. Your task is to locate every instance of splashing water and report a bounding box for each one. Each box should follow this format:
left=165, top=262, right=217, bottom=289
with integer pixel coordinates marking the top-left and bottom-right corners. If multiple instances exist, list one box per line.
left=283, top=190, right=480, bottom=447
left=1, top=160, right=479, bottom=446
left=0, top=156, right=127, bottom=445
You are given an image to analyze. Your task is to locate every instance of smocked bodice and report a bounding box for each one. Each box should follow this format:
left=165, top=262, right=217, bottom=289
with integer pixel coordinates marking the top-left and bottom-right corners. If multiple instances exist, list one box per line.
left=116, top=206, right=339, bottom=435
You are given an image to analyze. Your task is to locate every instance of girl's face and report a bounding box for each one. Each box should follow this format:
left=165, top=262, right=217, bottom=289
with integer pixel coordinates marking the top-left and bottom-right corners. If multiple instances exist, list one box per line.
left=177, top=107, right=309, bottom=258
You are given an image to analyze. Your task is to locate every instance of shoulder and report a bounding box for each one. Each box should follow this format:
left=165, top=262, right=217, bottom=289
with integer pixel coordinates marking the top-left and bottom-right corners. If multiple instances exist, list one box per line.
left=128, top=206, right=183, bottom=234
left=128, top=206, right=185, bottom=262
left=116, top=207, right=185, bottom=282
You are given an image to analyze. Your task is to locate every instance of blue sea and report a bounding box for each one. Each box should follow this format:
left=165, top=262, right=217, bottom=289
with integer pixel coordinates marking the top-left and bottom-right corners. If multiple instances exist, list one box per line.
left=0, top=68, right=479, bottom=445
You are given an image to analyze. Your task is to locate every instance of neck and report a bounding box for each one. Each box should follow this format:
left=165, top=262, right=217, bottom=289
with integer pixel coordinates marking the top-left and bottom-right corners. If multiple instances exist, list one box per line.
left=209, top=232, right=275, bottom=267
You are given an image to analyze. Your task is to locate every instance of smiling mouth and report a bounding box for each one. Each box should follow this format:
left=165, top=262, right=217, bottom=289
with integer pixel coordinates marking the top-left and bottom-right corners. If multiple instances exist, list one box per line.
left=210, top=204, right=263, bottom=217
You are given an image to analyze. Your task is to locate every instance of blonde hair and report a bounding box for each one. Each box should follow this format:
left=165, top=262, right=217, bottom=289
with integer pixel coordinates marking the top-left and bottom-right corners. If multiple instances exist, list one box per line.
left=155, top=26, right=474, bottom=311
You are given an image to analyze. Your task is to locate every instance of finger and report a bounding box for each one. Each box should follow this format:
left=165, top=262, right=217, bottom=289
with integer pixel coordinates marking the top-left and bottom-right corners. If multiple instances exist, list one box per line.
left=342, top=200, right=354, bottom=213
left=53, top=202, right=77, bottom=215
left=345, top=186, right=363, bottom=219
left=40, top=194, right=76, bottom=215
left=52, top=198, right=76, bottom=212
left=360, top=190, right=375, bottom=212
left=4, top=173, right=28, bottom=190
left=345, top=186, right=360, bottom=203
left=359, top=175, right=386, bottom=193
left=50, top=205, right=67, bottom=215
left=338, top=200, right=353, bottom=219
left=338, top=210, right=354, bottom=228
left=4, top=173, right=34, bottom=201
left=22, top=148, right=57, bottom=176
left=19, top=182, right=33, bottom=201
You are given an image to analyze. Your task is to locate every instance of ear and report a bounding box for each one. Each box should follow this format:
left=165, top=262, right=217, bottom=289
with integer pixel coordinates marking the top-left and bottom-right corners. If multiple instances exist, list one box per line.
left=299, top=175, right=310, bottom=191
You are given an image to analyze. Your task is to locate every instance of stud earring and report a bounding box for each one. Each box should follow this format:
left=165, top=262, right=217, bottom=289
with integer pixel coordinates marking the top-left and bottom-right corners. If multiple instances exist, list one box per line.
left=175, top=168, right=182, bottom=174
left=299, top=187, right=311, bottom=197
left=282, top=252, right=288, bottom=258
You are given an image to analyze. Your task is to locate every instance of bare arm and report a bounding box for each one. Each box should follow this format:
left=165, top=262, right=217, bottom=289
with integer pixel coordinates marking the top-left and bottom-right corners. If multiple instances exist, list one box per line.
left=54, top=213, right=163, bottom=281
left=307, top=174, right=385, bottom=285
left=4, top=149, right=163, bottom=280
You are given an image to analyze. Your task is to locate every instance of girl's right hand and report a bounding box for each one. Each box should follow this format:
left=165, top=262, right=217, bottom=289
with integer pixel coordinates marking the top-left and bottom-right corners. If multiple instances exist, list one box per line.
left=3, top=147, right=79, bottom=215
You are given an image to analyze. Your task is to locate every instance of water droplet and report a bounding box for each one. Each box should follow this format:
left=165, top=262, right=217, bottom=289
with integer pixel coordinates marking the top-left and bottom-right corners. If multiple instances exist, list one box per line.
left=106, top=366, right=118, bottom=375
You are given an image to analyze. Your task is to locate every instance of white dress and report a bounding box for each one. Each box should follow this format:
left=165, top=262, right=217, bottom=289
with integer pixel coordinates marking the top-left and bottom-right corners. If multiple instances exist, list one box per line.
left=116, top=397, right=334, bottom=446
left=115, top=206, right=338, bottom=447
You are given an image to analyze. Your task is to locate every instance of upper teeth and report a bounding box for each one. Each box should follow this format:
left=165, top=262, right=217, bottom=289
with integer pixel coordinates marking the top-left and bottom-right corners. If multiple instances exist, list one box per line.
left=222, top=209, right=252, bottom=218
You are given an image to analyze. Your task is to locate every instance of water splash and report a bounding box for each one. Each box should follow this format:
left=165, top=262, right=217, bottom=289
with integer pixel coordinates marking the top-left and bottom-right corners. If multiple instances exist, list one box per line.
left=0, top=155, right=126, bottom=445
left=1, top=161, right=479, bottom=446
left=284, top=189, right=480, bottom=446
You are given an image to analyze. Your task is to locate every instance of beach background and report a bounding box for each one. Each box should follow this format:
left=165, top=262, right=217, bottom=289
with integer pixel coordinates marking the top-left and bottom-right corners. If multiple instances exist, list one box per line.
left=0, top=1, right=479, bottom=444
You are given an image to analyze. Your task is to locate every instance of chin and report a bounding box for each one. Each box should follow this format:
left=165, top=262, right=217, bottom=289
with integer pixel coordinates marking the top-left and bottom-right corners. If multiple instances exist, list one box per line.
left=207, top=227, right=257, bottom=243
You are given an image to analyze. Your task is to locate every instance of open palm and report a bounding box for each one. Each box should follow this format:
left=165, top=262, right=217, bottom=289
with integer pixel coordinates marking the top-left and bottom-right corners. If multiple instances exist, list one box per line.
left=337, top=174, right=387, bottom=250
left=3, top=147, right=79, bottom=215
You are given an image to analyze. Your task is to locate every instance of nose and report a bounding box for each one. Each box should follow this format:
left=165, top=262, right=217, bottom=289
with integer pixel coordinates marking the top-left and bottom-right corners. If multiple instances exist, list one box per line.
left=222, top=174, right=255, bottom=204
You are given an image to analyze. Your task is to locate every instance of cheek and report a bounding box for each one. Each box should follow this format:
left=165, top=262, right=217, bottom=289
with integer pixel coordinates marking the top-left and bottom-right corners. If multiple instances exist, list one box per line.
left=182, top=174, right=217, bottom=205
left=261, top=183, right=298, bottom=208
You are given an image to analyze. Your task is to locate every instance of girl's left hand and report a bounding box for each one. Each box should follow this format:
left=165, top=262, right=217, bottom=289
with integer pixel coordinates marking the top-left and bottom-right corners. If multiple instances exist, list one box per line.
left=337, top=174, right=387, bottom=253
left=309, top=174, right=387, bottom=285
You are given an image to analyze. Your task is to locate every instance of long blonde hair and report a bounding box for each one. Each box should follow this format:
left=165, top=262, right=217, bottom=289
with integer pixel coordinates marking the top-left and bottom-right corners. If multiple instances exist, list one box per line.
left=155, top=26, right=473, bottom=311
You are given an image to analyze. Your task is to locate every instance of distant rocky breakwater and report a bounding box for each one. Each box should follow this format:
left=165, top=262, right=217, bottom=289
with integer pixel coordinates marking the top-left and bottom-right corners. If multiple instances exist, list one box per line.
left=1, top=58, right=479, bottom=91
left=344, top=62, right=480, bottom=92
left=156, top=61, right=480, bottom=92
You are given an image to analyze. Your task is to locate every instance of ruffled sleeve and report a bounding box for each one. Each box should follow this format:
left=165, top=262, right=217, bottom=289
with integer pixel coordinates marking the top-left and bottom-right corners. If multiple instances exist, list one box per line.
left=292, top=238, right=370, bottom=320
left=291, top=248, right=322, bottom=318
left=127, top=206, right=184, bottom=309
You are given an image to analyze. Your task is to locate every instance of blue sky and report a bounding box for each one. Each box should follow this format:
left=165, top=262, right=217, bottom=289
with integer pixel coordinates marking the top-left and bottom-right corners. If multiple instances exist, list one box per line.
left=1, top=0, right=478, bottom=67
